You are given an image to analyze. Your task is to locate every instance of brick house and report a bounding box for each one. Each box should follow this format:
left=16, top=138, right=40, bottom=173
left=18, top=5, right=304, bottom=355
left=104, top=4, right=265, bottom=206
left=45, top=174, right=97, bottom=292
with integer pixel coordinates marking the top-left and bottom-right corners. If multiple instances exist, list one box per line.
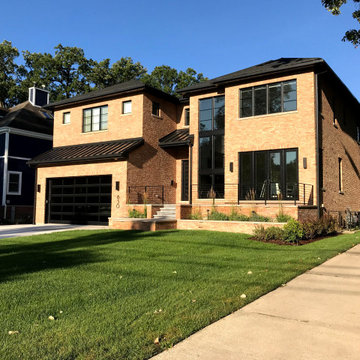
left=29, top=58, right=360, bottom=226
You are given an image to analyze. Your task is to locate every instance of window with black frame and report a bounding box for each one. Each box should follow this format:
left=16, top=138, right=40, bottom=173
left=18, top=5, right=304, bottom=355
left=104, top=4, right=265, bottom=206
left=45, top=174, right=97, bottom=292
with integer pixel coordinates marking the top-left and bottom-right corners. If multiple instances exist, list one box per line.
left=83, top=105, right=108, bottom=132
left=240, top=80, right=297, bottom=118
left=239, top=148, right=298, bottom=200
left=198, top=96, right=224, bottom=198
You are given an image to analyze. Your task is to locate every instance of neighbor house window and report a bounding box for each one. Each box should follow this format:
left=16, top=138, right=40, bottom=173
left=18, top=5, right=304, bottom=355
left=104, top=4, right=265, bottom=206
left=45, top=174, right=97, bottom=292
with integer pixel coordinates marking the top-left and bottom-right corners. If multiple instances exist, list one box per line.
left=185, top=108, right=190, bottom=126
left=239, top=148, right=298, bottom=200
left=83, top=105, right=108, bottom=132
left=152, top=102, right=160, bottom=116
left=63, top=112, right=70, bottom=124
left=198, top=96, right=225, bottom=198
left=122, top=100, right=132, bottom=114
left=338, top=158, right=343, bottom=193
left=7, top=171, right=22, bottom=195
left=240, top=80, right=297, bottom=118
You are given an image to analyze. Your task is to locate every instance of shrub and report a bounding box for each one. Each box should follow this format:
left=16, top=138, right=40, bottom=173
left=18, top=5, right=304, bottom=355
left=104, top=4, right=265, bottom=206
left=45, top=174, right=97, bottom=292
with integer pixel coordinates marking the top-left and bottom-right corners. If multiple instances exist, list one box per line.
left=276, top=213, right=293, bottom=223
left=208, top=210, right=229, bottom=221
left=229, top=212, right=250, bottom=221
left=128, top=208, right=146, bottom=218
left=249, top=212, right=270, bottom=222
left=189, top=210, right=202, bottom=220
left=264, top=226, right=284, bottom=241
left=283, top=219, right=304, bottom=244
left=253, top=225, right=267, bottom=240
left=302, top=215, right=338, bottom=239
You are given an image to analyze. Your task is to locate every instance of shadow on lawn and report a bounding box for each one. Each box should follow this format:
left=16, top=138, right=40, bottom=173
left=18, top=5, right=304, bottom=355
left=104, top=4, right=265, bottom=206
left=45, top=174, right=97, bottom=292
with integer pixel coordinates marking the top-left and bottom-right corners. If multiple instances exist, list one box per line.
left=0, top=230, right=174, bottom=283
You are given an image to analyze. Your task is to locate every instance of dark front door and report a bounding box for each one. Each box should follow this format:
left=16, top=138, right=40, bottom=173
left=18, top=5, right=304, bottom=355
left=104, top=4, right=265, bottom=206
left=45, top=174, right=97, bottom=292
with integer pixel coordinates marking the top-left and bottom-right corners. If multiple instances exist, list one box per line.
left=46, top=175, right=112, bottom=225
left=181, top=160, right=189, bottom=201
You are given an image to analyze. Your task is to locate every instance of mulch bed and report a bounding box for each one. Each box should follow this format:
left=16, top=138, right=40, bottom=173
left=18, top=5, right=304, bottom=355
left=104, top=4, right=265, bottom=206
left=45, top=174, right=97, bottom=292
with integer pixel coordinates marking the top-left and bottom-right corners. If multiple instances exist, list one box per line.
left=250, top=232, right=340, bottom=246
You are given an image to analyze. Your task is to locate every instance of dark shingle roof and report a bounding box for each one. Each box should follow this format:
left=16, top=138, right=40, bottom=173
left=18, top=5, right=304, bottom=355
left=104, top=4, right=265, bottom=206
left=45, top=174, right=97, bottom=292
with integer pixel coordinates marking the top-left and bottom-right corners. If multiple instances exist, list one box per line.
left=0, top=101, right=53, bottom=135
left=159, top=129, right=192, bottom=147
left=44, top=79, right=179, bottom=109
left=28, top=137, right=144, bottom=166
left=178, top=58, right=325, bottom=94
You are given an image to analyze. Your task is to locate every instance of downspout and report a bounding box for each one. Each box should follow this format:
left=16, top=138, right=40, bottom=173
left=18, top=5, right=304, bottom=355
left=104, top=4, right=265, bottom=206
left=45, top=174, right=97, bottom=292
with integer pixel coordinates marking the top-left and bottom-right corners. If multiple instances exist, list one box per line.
left=189, top=141, right=193, bottom=205
left=2, top=131, right=9, bottom=219
left=315, top=73, right=321, bottom=219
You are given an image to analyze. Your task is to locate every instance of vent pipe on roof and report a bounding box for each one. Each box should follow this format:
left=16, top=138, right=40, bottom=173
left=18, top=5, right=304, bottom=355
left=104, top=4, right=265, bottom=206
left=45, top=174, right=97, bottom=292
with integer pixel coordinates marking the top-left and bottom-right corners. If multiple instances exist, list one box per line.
left=29, top=86, right=50, bottom=107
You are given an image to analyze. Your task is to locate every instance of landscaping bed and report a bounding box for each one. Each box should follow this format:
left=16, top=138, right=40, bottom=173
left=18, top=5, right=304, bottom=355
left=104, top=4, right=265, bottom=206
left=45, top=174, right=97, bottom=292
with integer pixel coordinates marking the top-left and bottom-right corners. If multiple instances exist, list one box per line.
left=1, top=229, right=359, bottom=360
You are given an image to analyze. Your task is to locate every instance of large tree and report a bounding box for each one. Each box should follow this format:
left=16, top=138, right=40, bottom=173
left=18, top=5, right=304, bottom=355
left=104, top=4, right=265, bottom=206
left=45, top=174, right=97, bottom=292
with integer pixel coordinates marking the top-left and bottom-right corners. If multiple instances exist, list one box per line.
left=90, top=57, right=146, bottom=89
left=144, top=65, right=207, bottom=96
left=322, top=0, right=360, bottom=46
left=0, top=40, right=20, bottom=108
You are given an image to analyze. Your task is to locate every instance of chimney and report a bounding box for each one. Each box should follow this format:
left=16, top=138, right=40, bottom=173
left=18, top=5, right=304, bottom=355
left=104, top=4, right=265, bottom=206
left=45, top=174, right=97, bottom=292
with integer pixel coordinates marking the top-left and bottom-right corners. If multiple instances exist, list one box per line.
left=29, top=86, right=50, bottom=107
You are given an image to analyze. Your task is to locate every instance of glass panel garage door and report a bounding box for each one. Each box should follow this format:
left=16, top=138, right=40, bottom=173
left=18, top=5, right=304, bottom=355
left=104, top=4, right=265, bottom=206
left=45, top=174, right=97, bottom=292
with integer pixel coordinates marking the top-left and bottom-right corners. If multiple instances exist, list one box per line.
left=46, top=175, right=112, bottom=225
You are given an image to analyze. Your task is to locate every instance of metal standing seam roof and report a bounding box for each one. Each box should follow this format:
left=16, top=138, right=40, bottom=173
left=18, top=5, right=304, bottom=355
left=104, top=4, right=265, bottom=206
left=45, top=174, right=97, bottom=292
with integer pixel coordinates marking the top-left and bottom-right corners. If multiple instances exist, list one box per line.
left=28, top=137, right=144, bottom=166
left=159, top=129, right=191, bottom=147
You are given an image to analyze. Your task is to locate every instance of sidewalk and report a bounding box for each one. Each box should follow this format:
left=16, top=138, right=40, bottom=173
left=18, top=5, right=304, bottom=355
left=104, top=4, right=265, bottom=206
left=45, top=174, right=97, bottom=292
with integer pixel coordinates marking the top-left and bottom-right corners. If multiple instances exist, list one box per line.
left=153, top=244, right=360, bottom=360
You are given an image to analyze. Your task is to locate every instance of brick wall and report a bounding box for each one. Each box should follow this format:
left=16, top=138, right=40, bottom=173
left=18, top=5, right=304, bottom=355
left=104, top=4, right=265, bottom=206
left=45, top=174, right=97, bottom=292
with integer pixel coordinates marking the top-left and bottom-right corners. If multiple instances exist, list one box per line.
left=126, top=93, right=178, bottom=204
left=319, top=76, right=360, bottom=213
left=187, top=71, right=318, bottom=207
left=53, top=93, right=144, bottom=147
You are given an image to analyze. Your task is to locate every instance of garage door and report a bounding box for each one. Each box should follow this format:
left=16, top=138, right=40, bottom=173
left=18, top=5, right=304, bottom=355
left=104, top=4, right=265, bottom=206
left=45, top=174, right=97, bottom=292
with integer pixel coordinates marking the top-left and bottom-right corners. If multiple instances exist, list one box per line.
left=46, top=175, right=112, bottom=225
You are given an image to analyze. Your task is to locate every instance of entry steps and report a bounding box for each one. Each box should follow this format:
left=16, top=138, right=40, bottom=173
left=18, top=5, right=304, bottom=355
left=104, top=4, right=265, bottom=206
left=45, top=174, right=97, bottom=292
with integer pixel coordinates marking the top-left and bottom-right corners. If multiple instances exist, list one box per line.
left=153, top=204, right=176, bottom=219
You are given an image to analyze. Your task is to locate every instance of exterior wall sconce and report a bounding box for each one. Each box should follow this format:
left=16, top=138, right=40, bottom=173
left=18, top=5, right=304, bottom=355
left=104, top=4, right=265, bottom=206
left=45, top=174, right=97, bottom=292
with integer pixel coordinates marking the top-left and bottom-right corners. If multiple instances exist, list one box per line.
left=115, top=181, right=120, bottom=191
left=229, top=162, right=233, bottom=172
left=37, top=184, right=41, bottom=193
left=303, top=158, right=307, bottom=169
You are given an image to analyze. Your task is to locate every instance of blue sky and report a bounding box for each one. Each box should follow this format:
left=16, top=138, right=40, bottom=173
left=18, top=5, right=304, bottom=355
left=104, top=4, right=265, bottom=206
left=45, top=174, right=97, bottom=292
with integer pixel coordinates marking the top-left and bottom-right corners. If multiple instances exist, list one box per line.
left=2, top=0, right=360, bottom=98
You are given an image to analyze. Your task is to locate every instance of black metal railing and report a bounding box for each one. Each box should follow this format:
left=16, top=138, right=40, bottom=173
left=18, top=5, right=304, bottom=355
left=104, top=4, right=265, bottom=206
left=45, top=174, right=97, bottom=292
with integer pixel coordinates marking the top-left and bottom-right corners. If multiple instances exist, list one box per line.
left=192, top=181, right=314, bottom=205
left=127, top=185, right=172, bottom=205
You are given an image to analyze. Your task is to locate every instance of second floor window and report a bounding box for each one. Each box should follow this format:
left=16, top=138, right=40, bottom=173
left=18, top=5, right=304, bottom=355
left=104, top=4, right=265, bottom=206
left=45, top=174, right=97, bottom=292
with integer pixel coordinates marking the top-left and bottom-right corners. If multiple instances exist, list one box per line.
left=122, top=100, right=132, bottom=114
left=240, top=80, right=297, bottom=118
left=83, top=106, right=108, bottom=132
left=63, top=112, right=70, bottom=124
left=152, top=102, right=160, bottom=116
left=185, top=108, right=190, bottom=126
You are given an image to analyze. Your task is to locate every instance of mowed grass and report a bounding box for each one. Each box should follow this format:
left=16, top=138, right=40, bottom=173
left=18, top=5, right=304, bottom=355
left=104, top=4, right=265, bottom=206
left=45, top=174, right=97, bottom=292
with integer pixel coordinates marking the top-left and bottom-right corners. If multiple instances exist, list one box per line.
left=0, top=230, right=359, bottom=360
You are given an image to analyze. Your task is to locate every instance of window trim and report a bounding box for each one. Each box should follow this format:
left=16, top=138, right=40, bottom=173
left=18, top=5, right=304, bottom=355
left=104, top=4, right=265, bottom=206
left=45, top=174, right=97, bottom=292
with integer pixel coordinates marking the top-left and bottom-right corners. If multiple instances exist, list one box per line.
left=63, top=112, right=70, bottom=125
left=239, top=79, right=297, bottom=118
left=122, top=100, right=132, bottom=115
left=7, top=171, right=22, bottom=195
left=82, top=105, right=108, bottom=133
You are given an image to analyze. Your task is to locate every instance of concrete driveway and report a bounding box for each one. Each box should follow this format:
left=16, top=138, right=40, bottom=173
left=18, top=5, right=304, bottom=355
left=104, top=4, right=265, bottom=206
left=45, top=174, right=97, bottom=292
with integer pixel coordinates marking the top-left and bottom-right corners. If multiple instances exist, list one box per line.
left=0, top=224, right=108, bottom=239
left=153, top=244, right=360, bottom=360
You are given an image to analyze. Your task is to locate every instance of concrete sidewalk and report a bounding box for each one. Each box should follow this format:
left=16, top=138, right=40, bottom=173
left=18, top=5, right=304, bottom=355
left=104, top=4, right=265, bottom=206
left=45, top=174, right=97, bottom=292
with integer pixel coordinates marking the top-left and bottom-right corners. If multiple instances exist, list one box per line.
left=0, top=224, right=108, bottom=239
left=153, top=244, right=360, bottom=360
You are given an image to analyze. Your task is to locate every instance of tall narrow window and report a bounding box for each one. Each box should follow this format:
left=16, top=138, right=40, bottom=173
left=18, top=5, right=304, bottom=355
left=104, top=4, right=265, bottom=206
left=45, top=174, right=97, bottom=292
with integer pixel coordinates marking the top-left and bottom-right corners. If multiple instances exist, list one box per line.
left=198, top=96, right=225, bottom=198
left=152, top=102, right=160, bottom=116
left=338, top=158, right=343, bottom=193
left=184, top=108, right=190, bottom=126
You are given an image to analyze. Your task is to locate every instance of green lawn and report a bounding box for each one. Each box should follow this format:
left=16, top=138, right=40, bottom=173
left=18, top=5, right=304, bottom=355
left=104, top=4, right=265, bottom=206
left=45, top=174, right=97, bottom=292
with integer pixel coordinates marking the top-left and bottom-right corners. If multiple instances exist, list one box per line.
left=1, top=230, right=359, bottom=360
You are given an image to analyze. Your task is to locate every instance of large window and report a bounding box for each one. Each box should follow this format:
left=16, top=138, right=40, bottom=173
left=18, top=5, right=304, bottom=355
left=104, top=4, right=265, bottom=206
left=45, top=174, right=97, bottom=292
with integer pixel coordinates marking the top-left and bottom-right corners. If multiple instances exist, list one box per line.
left=240, top=80, right=297, bottom=118
left=198, top=96, right=225, bottom=198
left=83, top=106, right=108, bottom=132
left=239, top=148, right=298, bottom=200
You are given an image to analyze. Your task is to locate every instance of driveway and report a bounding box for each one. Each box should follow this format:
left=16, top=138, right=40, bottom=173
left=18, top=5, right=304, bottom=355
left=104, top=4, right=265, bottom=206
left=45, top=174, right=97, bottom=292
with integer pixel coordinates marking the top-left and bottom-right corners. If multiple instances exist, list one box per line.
left=0, top=224, right=108, bottom=239
left=153, top=244, right=360, bottom=360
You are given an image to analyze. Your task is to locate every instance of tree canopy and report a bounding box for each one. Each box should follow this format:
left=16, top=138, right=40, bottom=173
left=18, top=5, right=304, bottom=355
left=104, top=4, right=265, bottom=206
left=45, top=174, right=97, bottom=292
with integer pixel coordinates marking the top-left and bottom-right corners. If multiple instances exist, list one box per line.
left=322, top=0, right=360, bottom=46
left=0, top=41, right=207, bottom=108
